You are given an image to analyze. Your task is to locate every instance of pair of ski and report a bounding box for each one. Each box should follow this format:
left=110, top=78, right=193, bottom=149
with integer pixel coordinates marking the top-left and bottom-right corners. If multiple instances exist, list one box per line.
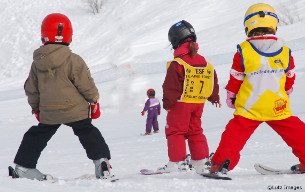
left=140, top=159, right=232, bottom=180
left=8, top=166, right=119, bottom=183
left=140, top=169, right=231, bottom=180
left=140, top=161, right=305, bottom=180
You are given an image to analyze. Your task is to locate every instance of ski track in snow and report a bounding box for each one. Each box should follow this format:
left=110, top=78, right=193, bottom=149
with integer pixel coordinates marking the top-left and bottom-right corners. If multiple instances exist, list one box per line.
left=1, top=0, right=305, bottom=191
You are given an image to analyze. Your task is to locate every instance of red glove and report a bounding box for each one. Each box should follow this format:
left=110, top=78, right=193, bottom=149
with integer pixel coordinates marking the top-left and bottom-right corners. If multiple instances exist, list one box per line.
left=90, top=103, right=101, bottom=119
left=33, top=111, right=40, bottom=122
left=158, top=111, right=161, bottom=115
left=141, top=111, right=145, bottom=116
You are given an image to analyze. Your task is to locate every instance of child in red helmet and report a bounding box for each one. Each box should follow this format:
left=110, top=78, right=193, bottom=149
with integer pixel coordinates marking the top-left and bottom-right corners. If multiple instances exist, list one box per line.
left=161, top=20, right=221, bottom=174
left=210, top=3, right=305, bottom=176
left=141, top=89, right=161, bottom=135
left=11, top=13, right=112, bottom=180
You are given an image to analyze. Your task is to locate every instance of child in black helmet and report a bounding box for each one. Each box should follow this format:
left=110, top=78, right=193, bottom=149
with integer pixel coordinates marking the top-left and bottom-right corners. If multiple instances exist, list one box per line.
left=161, top=20, right=221, bottom=174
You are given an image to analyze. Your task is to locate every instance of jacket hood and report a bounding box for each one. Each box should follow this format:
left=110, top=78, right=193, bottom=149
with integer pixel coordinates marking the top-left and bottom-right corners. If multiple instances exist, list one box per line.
left=33, top=44, right=71, bottom=72
left=248, top=36, right=284, bottom=53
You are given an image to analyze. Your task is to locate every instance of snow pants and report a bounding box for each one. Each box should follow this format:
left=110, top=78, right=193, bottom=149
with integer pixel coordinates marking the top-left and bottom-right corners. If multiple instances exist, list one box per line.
left=14, top=118, right=110, bottom=169
left=211, top=115, right=305, bottom=171
left=165, top=102, right=209, bottom=162
left=146, top=110, right=159, bottom=133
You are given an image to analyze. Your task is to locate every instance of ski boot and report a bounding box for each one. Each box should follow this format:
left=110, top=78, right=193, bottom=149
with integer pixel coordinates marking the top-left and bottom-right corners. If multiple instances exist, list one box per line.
left=291, top=163, right=305, bottom=173
left=210, top=159, right=230, bottom=175
left=158, top=154, right=191, bottom=173
left=189, top=152, right=214, bottom=174
left=10, top=165, right=52, bottom=181
left=94, top=158, right=112, bottom=179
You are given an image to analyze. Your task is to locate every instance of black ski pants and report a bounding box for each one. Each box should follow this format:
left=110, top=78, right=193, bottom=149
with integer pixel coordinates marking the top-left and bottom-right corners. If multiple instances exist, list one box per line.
left=14, top=118, right=110, bottom=168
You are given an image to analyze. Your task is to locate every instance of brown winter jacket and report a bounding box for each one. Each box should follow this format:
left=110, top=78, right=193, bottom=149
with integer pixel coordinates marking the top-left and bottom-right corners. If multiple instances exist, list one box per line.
left=25, top=44, right=99, bottom=124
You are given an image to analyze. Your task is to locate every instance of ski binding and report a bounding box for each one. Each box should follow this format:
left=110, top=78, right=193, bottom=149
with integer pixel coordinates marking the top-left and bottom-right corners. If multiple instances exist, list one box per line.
left=201, top=159, right=232, bottom=180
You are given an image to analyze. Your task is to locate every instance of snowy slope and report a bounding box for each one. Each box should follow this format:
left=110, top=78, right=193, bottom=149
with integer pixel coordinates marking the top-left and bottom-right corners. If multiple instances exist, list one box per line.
left=1, top=0, right=305, bottom=191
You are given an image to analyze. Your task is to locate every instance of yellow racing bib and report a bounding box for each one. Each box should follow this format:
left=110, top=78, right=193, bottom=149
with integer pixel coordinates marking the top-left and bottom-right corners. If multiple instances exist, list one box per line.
left=234, top=41, right=292, bottom=121
left=172, top=58, right=214, bottom=103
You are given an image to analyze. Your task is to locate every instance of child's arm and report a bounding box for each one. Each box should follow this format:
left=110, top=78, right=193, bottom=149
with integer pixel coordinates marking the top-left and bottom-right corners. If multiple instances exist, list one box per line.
left=141, top=99, right=150, bottom=116
left=71, top=56, right=99, bottom=104
left=162, top=61, right=184, bottom=110
left=24, top=63, right=40, bottom=113
left=285, top=55, right=295, bottom=91
left=157, top=99, right=161, bottom=114
left=225, top=52, right=244, bottom=94
left=207, top=70, right=220, bottom=107
left=143, top=99, right=150, bottom=112
left=225, top=52, right=244, bottom=108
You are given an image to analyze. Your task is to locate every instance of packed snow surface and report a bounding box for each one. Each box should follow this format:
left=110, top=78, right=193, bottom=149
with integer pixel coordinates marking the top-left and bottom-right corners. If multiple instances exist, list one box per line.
left=1, top=0, right=305, bottom=191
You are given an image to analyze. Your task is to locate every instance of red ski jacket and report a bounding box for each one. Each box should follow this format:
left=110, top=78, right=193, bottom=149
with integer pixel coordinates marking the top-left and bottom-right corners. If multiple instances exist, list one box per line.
left=163, top=43, right=220, bottom=110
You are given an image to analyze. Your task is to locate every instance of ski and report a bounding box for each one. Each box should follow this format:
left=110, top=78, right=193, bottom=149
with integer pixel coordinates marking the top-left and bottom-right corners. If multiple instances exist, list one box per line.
left=140, top=133, right=151, bottom=136
left=8, top=166, right=118, bottom=182
left=140, top=132, right=158, bottom=136
left=140, top=168, right=165, bottom=175
left=140, top=168, right=232, bottom=180
left=254, top=163, right=305, bottom=175
left=200, top=173, right=232, bottom=180
left=60, top=174, right=119, bottom=182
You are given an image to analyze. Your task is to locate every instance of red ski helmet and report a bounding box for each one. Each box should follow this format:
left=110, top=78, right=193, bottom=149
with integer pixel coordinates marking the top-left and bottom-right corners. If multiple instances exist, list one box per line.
left=41, top=13, right=73, bottom=45
left=147, top=89, right=155, bottom=97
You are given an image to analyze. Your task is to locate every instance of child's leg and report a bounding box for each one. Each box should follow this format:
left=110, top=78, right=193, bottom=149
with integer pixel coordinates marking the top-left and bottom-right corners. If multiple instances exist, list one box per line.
left=166, top=102, right=192, bottom=162
left=68, top=118, right=111, bottom=160
left=211, top=115, right=261, bottom=170
left=146, top=113, right=153, bottom=133
left=266, top=116, right=305, bottom=165
left=152, top=112, right=159, bottom=131
left=14, top=123, right=60, bottom=168
left=187, top=103, right=209, bottom=160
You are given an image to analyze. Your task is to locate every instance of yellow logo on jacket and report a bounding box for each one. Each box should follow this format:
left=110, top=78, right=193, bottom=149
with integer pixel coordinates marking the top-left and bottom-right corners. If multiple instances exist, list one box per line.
left=171, top=58, right=214, bottom=103
left=234, top=41, right=292, bottom=121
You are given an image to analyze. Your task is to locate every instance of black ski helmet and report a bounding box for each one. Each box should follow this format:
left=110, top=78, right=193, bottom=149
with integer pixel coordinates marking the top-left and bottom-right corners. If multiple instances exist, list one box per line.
left=168, top=20, right=197, bottom=50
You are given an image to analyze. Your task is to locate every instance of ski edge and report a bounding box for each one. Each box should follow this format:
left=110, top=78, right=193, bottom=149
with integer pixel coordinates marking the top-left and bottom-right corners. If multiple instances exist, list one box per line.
left=200, top=173, right=232, bottom=180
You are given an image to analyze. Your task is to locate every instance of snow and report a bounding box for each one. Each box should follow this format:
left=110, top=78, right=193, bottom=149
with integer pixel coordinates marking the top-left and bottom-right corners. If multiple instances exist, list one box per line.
left=1, top=0, right=305, bottom=191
